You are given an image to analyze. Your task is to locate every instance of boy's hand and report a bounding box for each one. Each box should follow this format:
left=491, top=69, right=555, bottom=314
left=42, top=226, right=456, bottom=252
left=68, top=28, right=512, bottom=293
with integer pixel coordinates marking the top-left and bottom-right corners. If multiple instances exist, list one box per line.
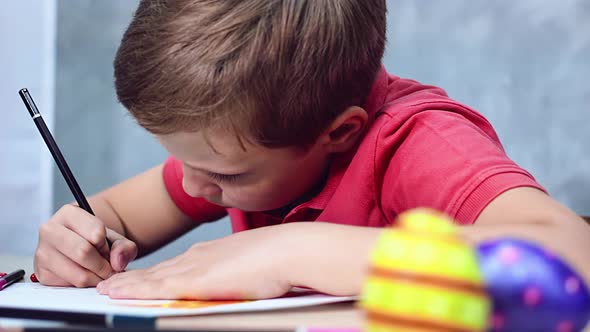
left=34, top=204, right=138, bottom=287
left=96, top=222, right=381, bottom=299
left=96, top=224, right=293, bottom=300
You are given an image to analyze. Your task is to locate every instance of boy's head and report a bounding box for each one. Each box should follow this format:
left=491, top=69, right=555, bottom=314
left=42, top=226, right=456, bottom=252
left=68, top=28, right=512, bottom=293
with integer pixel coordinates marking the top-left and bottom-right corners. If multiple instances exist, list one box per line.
left=114, top=0, right=387, bottom=149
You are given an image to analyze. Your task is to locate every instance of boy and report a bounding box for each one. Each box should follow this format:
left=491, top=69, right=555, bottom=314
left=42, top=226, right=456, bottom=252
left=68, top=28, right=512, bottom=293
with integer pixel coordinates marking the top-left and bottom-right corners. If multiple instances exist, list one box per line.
left=35, top=0, right=590, bottom=300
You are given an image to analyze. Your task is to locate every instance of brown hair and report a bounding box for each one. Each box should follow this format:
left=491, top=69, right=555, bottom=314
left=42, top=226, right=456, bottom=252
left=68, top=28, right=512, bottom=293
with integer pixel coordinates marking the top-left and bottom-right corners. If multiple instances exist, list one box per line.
left=114, top=0, right=387, bottom=148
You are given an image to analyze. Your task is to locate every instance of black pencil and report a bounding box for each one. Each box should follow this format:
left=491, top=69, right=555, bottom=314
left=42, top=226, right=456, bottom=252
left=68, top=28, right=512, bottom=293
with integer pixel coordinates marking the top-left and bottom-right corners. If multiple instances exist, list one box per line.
left=19, top=88, right=94, bottom=214
left=18, top=88, right=112, bottom=249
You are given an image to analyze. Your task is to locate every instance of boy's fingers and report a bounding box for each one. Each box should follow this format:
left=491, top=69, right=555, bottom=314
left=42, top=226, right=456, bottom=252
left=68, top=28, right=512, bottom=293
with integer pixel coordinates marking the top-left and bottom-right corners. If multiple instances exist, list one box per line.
left=106, top=228, right=127, bottom=242
left=58, top=205, right=110, bottom=258
left=107, top=278, right=179, bottom=300
left=37, top=248, right=103, bottom=287
left=46, top=224, right=113, bottom=280
left=107, top=229, right=138, bottom=272
left=35, top=267, right=70, bottom=287
left=95, top=237, right=111, bottom=260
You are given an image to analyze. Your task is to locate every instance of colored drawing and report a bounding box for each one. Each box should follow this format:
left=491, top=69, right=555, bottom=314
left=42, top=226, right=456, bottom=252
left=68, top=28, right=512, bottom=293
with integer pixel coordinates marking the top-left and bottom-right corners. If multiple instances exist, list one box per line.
left=120, top=299, right=247, bottom=309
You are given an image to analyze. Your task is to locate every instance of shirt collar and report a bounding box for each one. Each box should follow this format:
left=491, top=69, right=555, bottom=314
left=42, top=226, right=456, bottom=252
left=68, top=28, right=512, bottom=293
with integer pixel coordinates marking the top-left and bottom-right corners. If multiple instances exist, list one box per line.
left=284, top=66, right=390, bottom=217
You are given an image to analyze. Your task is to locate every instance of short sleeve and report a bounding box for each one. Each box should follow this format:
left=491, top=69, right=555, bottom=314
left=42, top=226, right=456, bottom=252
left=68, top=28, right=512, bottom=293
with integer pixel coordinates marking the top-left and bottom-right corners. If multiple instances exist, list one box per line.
left=162, top=156, right=228, bottom=222
left=377, top=110, right=546, bottom=225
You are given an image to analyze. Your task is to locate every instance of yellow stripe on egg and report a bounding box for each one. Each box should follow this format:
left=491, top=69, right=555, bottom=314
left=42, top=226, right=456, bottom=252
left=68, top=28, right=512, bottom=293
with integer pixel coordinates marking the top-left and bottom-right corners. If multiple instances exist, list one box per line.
left=371, top=229, right=484, bottom=284
left=361, top=276, right=489, bottom=330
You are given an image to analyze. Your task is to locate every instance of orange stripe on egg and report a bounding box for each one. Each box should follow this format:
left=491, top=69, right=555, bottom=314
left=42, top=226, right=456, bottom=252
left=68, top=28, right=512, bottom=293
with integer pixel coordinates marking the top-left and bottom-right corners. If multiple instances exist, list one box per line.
left=366, top=309, right=481, bottom=332
left=369, top=266, right=487, bottom=296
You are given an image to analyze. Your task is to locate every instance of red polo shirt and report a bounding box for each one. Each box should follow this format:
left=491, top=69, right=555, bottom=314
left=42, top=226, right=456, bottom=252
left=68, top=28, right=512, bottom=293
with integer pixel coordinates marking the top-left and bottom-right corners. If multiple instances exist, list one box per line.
left=162, top=67, right=545, bottom=231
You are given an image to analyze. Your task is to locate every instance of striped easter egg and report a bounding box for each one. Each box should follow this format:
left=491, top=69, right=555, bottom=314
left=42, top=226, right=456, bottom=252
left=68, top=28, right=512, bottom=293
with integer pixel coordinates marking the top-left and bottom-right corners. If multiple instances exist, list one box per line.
left=360, top=209, right=491, bottom=332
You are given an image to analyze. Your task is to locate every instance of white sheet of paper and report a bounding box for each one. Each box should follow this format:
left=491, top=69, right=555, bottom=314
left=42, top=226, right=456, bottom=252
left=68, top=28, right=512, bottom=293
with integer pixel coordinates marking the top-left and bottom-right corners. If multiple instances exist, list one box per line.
left=0, top=283, right=356, bottom=317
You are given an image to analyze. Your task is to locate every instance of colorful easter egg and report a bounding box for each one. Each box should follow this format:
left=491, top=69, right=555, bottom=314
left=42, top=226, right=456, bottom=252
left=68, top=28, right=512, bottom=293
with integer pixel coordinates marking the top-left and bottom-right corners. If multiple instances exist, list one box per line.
left=360, top=209, right=491, bottom=332
left=477, top=239, right=590, bottom=332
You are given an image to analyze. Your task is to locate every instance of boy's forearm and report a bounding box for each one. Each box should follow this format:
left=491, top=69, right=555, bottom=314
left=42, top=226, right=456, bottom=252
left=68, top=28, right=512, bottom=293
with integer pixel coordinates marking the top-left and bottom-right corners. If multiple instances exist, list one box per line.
left=280, top=215, right=590, bottom=296
left=279, top=222, right=382, bottom=296
left=467, top=187, right=590, bottom=282
left=89, top=194, right=129, bottom=238
left=460, top=216, right=590, bottom=282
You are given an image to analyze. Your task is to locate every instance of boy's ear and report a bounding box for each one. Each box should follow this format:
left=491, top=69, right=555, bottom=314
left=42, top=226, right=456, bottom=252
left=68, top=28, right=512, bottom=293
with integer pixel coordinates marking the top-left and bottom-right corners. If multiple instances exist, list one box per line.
left=320, top=106, right=368, bottom=153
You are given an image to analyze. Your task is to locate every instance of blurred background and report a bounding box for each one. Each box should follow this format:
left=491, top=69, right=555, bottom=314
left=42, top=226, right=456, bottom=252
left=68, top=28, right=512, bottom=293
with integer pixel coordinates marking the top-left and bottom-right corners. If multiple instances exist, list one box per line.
left=1, top=1, right=589, bottom=267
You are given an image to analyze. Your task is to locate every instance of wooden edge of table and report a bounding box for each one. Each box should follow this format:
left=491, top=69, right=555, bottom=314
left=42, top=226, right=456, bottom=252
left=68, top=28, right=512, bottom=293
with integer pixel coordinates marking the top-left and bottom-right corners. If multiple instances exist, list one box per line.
left=158, top=302, right=363, bottom=330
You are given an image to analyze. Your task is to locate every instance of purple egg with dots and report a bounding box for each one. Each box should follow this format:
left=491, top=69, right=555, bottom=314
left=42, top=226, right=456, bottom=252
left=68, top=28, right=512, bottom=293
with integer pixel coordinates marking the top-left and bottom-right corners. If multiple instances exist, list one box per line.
left=477, top=238, right=590, bottom=332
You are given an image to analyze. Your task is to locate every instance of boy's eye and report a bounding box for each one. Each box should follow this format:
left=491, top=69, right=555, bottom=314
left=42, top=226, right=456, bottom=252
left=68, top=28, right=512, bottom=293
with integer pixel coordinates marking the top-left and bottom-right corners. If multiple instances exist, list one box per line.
left=207, top=172, right=242, bottom=183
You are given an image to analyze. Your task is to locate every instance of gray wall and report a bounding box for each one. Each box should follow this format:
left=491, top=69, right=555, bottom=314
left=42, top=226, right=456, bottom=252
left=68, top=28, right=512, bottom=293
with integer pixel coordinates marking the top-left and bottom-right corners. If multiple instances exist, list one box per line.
left=382, top=1, right=590, bottom=215
left=0, top=0, right=56, bottom=255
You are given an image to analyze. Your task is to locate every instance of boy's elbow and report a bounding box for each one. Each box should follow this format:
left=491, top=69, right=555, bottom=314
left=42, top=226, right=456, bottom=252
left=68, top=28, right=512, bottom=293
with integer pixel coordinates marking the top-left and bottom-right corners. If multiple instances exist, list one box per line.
left=542, top=212, right=590, bottom=281
left=542, top=205, right=589, bottom=232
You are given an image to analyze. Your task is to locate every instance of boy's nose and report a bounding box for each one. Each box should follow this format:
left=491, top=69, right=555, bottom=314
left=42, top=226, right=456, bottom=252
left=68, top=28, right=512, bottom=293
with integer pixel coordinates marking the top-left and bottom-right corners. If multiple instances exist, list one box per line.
left=182, top=177, right=222, bottom=198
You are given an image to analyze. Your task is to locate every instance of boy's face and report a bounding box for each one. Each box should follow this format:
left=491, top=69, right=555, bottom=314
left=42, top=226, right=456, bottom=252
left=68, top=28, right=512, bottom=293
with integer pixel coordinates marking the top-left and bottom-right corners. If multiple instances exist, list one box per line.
left=157, top=130, right=330, bottom=212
